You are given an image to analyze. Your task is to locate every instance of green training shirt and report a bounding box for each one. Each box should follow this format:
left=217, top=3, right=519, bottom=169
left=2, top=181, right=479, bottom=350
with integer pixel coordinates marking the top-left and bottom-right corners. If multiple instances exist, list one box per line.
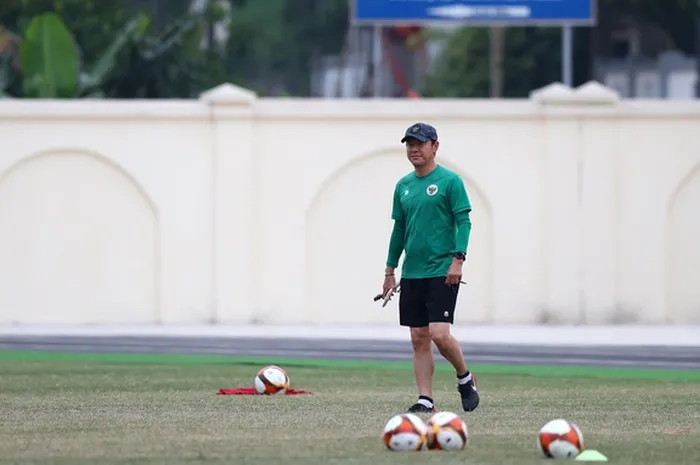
left=386, top=164, right=472, bottom=279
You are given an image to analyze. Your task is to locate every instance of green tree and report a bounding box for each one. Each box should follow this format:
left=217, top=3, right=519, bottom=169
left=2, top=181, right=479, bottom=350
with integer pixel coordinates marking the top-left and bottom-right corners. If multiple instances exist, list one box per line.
left=1, top=0, right=140, bottom=66
left=225, top=0, right=348, bottom=96
left=422, top=27, right=588, bottom=98
left=2, top=11, right=149, bottom=98
left=107, top=15, right=232, bottom=98
left=0, top=0, right=235, bottom=98
left=594, top=0, right=699, bottom=56
left=1, top=0, right=352, bottom=98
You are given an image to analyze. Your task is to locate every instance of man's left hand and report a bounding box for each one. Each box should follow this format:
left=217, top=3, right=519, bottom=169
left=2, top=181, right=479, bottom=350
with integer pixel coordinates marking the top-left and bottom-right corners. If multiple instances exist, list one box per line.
left=446, top=259, right=463, bottom=285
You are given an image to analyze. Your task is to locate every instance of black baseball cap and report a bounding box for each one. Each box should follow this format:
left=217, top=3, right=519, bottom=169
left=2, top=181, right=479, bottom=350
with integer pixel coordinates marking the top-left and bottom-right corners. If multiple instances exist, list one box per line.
left=400, top=122, right=438, bottom=143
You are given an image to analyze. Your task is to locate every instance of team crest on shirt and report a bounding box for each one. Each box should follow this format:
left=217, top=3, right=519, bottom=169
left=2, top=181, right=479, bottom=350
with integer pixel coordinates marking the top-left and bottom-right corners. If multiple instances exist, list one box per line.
left=426, top=184, right=438, bottom=196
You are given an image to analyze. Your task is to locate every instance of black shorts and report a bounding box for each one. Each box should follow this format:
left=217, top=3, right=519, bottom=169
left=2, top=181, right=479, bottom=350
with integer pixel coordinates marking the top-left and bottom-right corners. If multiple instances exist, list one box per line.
left=398, top=277, right=460, bottom=327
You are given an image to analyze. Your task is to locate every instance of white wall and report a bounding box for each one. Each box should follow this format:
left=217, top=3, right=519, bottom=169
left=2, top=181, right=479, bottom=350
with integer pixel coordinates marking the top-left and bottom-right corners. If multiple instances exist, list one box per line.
left=0, top=82, right=699, bottom=326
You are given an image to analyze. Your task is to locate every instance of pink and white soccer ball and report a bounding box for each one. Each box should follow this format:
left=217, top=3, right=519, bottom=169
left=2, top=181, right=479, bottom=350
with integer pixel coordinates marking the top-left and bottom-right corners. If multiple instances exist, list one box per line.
left=537, top=419, right=584, bottom=459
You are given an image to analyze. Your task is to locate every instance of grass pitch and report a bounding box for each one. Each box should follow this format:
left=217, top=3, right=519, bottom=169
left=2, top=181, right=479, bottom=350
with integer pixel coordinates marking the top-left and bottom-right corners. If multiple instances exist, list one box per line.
left=0, top=353, right=698, bottom=465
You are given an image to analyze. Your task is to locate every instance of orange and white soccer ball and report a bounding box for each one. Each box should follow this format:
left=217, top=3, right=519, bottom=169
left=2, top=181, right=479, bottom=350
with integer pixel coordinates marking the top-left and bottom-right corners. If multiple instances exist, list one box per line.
left=382, top=413, right=428, bottom=451
left=426, top=411, right=469, bottom=450
left=537, top=419, right=584, bottom=459
left=254, top=365, right=290, bottom=395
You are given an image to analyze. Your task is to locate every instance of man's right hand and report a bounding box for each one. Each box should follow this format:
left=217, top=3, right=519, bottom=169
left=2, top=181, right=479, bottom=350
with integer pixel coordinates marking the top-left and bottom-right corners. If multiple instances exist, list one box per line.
left=382, top=274, right=397, bottom=299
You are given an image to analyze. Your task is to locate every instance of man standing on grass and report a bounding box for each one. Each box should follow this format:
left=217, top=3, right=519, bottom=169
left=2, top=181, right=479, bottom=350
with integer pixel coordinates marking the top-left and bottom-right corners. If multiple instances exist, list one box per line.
left=381, top=122, right=479, bottom=414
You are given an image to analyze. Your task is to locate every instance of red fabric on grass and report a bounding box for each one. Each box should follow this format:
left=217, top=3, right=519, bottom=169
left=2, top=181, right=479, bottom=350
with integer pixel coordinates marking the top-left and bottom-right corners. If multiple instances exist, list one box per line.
left=217, top=387, right=312, bottom=395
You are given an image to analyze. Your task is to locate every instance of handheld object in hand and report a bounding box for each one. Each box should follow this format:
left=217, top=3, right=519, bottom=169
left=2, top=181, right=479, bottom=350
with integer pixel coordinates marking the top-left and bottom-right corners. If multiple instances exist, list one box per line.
left=373, top=286, right=401, bottom=307
left=373, top=281, right=467, bottom=307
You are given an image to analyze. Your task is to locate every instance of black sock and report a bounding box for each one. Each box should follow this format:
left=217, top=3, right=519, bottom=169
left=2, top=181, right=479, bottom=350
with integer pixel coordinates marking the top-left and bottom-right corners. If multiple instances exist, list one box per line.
left=417, top=395, right=434, bottom=409
left=457, top=370, right=472, bottom=385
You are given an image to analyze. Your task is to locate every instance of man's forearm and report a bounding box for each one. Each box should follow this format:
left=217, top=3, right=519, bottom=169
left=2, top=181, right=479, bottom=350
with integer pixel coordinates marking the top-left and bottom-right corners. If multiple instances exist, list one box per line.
left=455, top=210, right=472, bottom=253
left=385, top=220, right=405, bottom=268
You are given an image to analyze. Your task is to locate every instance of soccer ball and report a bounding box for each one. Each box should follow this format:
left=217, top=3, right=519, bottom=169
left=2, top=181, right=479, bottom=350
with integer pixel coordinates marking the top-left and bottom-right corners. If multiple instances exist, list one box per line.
left=537, top=419, right=584, bottom=459
left=254, top=365, right=290, bottom=395
left=382, top=413, right=428, bottom=451
left=426, top=411, right=469, bottom=450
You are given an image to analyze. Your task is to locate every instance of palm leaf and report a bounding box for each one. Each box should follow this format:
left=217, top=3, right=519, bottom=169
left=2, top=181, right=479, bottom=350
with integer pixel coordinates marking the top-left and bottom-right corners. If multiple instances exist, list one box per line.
left=19, top=13, right=79, bottom=98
